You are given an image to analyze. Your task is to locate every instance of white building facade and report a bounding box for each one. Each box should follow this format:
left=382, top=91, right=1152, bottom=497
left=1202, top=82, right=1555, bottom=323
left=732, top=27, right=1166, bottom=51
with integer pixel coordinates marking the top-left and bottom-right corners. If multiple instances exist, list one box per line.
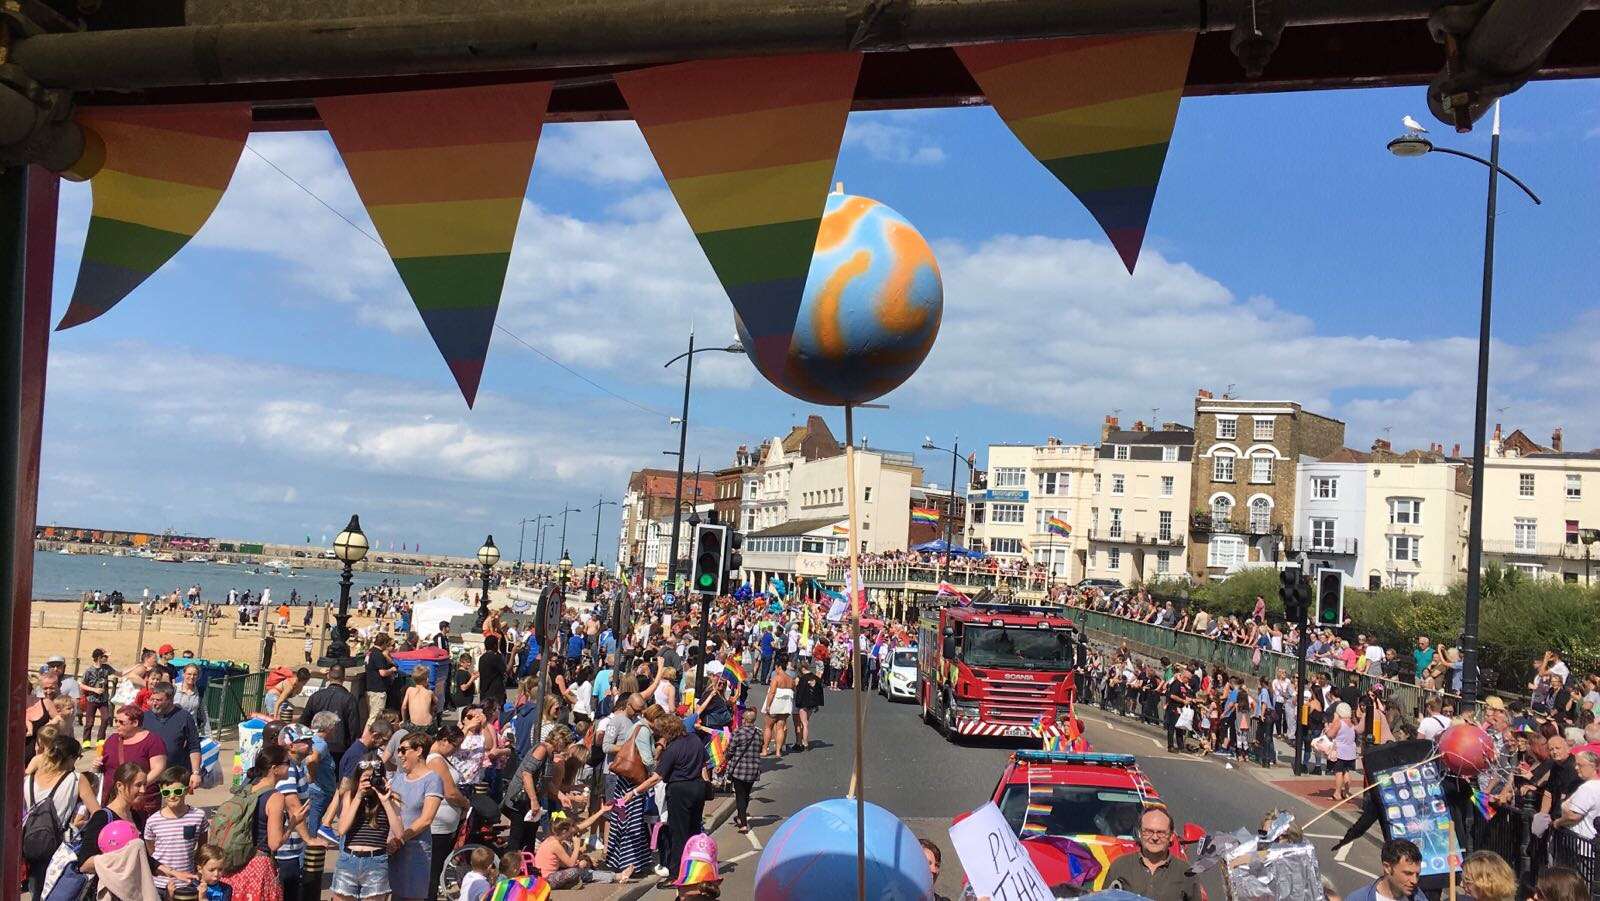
left=1291, top=457, right=1369, bottom=580
left=1083, top=425, right=1194, bottom=585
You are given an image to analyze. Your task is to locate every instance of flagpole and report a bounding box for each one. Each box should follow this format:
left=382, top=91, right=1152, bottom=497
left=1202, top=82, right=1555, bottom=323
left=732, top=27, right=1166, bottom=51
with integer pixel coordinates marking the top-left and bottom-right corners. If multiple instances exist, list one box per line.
left=843, top=403, right=867, bottom=901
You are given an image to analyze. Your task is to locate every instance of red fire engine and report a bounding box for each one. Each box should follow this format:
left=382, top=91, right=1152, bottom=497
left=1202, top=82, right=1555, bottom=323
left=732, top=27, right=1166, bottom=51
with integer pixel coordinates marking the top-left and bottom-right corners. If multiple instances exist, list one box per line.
left=916, top=601, right=1085, bottom=741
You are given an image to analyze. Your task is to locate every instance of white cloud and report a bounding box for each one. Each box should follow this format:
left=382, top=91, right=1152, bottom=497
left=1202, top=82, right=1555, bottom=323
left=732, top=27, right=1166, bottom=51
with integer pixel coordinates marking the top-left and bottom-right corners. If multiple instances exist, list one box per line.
left=536, top=121, right=660, bottom=185
left=843, top=114, right=946, bottom=165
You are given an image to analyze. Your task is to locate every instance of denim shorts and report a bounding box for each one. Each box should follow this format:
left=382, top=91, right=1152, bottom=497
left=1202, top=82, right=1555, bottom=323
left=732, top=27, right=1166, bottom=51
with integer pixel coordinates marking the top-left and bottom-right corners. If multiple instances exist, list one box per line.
left=331, top=853, right=391, bottom=898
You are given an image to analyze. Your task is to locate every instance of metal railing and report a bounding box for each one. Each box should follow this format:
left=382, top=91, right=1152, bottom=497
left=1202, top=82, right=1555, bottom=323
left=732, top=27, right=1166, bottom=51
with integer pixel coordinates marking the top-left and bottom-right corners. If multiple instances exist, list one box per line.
left=202, top=670, right=267, bottom=739
left=1288, top=535, right=1359, bottom=555
left=1086, top=530, right=1185, bottom=547
left=1482, top=539, right=1569, bottom=558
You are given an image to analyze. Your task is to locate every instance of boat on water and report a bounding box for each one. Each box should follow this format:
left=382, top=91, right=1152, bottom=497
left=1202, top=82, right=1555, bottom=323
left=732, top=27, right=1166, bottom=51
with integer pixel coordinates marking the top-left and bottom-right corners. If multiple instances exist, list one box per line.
left=214, top=559, right=236, bottom=566
left=186, top=555, right=209, bottom=563
left=153, top=552, right=179, bottom=563
left=56, top=547, right=72, bottom=555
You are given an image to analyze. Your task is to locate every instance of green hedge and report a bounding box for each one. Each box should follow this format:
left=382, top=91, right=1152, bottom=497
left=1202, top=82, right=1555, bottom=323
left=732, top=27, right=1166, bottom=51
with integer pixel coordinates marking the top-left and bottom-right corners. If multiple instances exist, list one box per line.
left=1143, top=565, right=1600, bottom=691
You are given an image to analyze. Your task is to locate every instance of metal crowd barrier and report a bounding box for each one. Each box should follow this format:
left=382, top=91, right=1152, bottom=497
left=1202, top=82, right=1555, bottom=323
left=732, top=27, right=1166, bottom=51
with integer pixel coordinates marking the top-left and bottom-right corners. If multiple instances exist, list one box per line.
left=201, top=670, right=267, bottom=738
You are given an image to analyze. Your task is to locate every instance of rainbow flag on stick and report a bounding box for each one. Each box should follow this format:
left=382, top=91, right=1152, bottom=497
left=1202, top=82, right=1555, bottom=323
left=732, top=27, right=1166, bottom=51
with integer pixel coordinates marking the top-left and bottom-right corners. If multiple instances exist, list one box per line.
left=722, top=659, right=747, bottom=691
left=1471, top=786, right=1498, bottom=821
left=1046, top=516, right=1072, bottom=537
left=1022, top=820, right=1049, bottom=836
left=912, top=507, right=940, bottom=524
left=936, top=582, right=972, bottom=606
left=317, top=84, right=551, bottom=406
left=709, top=728, right=730, bottom=770
left=956, top=32, right=1195, bottom=274
left=58, top=104, right=251, bottom=330
left=615, top=53, right=862, bottom=376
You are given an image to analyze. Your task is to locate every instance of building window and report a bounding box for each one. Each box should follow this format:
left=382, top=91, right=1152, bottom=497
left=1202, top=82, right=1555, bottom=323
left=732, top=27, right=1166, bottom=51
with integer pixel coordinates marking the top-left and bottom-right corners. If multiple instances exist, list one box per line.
left=1155, top=550, right=1171, bottom=574
left=1161, top=476, right=1174, bottom=497
left=1108, top=547, right=1121, bottom=570
left=1217, top=416, right=1238, bottom=440
left=1162, top=446, right=1179, bottom=462
left=1208, top=535, right=1247, bottom=568
left=1388, top=535, right=1419, bottom=563
left=1568, top=520, right=1580, bottom=544
left=1514, top=517, right=1538, bottom=551
left=1389, top=498, right=1422, bottom=526
left=1567, top=474, right=1582, bottom=500
left=1311, top=518, right=1335, bottom=550
left=1253, top=417, right=1274, bottom=440
left=971, top=503, right=985, bottom=524
left=990, top=537, right=1023, bottom=554
left=1091, top=508, right=1099, bottom=532
left=1038, top=471, right=1068, bottom=495
left=1109, top=508, right=1123, bottom=539
left=1520, top=473, right=1535, bottom=497
left=1250, top=453, right=1274, bottom=484
left=1093, top=473, right=1102, bottom=494
left=863, top=487, right=872, bottom=502
left=994, top=467, right=1027, bottom=488
left=1211, top=495, right=1233, bottom=527
left=1313, top=477, right=1338, bottom=499
left=1111, top=474, right=1126, bottom=495
left=1114, top=445, right=1130, bottom=460
left=991, top=503, right=1025, bottom=524
left=1035, top=509, right=1063, bottom=532
left=1158, top=511, right=1173, bottom=541
left=1249, top=496, right=1272, bottom=533
left=1213, top=453, right=1235, bottom=483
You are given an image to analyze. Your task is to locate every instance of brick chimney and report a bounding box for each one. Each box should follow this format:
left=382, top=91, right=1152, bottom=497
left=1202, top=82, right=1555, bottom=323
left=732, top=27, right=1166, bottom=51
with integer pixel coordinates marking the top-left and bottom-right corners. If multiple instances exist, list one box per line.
left=1452, top=443, right=1461, bottom=458
left=1552, top=428, right=1564, bottom=452
left=1132, top=420, right=1147, bottom=432
left=1372, top=438, right=1392, bottom=454
left=1197, top=389, right=1214, bottom=400
left=1101, top=415, right=1120, bottom=442
left=1493, top=423, right=1503, bottom=442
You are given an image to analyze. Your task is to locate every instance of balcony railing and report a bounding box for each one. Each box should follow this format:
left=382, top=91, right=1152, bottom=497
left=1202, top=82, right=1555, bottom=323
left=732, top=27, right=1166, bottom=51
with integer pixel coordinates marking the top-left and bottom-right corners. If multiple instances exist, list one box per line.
left=1087, top=530, right=1185, bottom=547
left=1288, top=535, right=1359, bottom=555
left=1482, top=539, right=1568, bottom=558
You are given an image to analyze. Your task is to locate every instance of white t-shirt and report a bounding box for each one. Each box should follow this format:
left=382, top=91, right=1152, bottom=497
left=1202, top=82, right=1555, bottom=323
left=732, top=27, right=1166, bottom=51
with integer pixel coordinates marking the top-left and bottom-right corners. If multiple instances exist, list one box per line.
left=461, top=871, right=490, bottom=901
left=1365, top=645, right=1385, bottom=663
left=1418, top=714, right=1452, bottom=742
left=571, top=681, right=593, bottom=717
left=1562, top=779, right=1600, bottom=840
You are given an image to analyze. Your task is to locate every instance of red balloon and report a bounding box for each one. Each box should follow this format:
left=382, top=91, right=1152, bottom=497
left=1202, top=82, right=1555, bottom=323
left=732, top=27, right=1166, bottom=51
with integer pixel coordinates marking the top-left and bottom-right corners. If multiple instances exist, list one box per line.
left=1437, top=724, right=1496, bottom=777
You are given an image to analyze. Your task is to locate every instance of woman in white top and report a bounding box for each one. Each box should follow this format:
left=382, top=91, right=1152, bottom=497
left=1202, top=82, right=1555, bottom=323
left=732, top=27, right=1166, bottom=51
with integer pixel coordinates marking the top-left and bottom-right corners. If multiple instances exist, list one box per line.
left=567, top=665, right=595, bottom=723
left=762, top=666, right=796, bottom=759
left=24, top=732, right=100, bottom=899
left=654, top=667, right=678, bottom=714
left=425, top=726, right=472, bottom=901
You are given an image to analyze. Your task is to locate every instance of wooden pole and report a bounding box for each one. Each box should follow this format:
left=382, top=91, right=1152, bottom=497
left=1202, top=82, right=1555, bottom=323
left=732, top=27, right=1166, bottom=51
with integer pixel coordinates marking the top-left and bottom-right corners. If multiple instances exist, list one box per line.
left=196, top=605, right=210, bottom=660
left=843, top=404, right=866, bottom=901
left=70, top=600, right=86, bottom=674
left=1300, top=752, right=1444, bottom=831
left=134, top=601, right=149, bottom=658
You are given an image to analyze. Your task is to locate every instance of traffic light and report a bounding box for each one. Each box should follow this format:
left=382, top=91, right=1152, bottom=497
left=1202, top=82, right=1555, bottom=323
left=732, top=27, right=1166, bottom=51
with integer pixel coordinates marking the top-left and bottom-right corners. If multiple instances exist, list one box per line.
left=726, top=529, right=743, bottom=585
left=689, top=523, right=728, bottom=597
left=1279, top=565, right=1304, bottom=623
left=1316, top=568, right=1345, bottom=627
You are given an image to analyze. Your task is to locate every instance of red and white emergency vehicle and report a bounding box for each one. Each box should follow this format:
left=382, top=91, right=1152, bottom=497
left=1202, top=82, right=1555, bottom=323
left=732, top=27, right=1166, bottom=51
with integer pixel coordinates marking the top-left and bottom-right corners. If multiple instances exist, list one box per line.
left=916, top=601, right=1084, bottom=741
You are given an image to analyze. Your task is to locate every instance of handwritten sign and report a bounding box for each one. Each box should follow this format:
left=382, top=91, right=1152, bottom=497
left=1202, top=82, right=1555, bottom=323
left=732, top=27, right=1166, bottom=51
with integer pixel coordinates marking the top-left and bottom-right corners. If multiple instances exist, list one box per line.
left=949, top=802, right=1054, bottom=901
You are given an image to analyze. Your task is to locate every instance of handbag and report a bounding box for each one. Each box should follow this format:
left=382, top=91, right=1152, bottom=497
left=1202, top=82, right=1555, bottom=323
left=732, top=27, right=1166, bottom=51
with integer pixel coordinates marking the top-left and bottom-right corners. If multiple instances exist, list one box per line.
left=609, top=724, right=648, bottom=785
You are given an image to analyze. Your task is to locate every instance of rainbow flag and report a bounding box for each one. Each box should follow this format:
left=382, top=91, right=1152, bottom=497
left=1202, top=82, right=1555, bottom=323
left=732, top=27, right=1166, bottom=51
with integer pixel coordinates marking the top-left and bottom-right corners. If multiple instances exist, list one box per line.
left=956, top=33, right=1194, bottom=273
left=489, top=875, right=551, bottom=901
left=1046, top=516, right=1072, bottom=537
left=709, top=727, right=730, bottom=770
left=57, top=103, right=251, bottom=330
left=912, top=507, right=940, bottom=524
left=1026, top=801, right=1052, bottom=818
left=1471, top=786, right=1497, bottom=821
left=317, top=83, right=552, bottom=406
left=615, top=53, right=862, bottom=376
left=1021, top=820, right=1049, bottom=836
left=936, top=581, right=972, bottom=607
left=723, top=659, right=747, bottom=691
left=832, top=524, right=851, bottom=537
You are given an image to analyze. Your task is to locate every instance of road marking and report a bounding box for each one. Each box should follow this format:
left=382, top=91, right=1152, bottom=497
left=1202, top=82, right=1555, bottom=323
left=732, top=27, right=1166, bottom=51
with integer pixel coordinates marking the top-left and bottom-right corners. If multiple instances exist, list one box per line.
left=726, top=849, right=758, bottom=863
left=747, top=829, right=764, bottom=851
left=1335, top=842, right=1353, bottom=862
left=1339, top=860, right=1377, bottom=879
left=1304, top=832, right=1342, bottom=840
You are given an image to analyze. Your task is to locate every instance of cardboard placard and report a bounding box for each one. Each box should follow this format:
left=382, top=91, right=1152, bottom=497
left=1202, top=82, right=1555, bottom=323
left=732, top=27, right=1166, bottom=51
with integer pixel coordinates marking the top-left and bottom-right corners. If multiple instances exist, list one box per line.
left=949, top=802, right=1054, bottom=901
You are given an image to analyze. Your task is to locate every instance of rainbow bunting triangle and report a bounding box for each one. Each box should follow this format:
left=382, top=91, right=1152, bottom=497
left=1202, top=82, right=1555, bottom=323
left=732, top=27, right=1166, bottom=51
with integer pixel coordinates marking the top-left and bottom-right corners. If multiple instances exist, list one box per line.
left=956, top=32, right=1195, bottom=273
left=615, top=53, right=862, bottom=376
left=316, top=84, right=552, bottom=407
left=57, top=103, right=251, bottom=330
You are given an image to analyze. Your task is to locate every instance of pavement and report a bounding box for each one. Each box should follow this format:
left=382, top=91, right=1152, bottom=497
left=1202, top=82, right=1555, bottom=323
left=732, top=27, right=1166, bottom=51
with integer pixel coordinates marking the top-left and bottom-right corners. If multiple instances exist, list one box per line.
left=562, top=687, right=1387, bottom=900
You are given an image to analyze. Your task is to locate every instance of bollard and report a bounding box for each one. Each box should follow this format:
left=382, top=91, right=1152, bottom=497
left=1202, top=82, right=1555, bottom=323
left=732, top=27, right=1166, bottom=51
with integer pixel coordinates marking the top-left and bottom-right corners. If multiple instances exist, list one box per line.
left=301, top=845, right=326, bottom=901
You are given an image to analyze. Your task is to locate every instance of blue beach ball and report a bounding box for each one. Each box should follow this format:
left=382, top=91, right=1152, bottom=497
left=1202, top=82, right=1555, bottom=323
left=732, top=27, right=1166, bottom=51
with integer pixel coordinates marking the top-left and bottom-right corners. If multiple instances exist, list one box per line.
left=753, top=797, right=933, bottom=901
left=737, top=192, right=943, bottom=406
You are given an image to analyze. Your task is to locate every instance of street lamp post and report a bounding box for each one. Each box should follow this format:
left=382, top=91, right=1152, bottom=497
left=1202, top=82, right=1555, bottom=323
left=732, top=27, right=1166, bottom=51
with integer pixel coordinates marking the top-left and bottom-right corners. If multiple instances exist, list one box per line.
left=319, top=514, right=368, bottom=667
left=475, top=535, right=500, bottom=629
left=921, top=437, right=974, bottom=586
left=558, top=505, right=581, bottom=569
left=517, top=515, right=544, bottom=571
left=535, top=520, right=553, bottom=568
left=1387, top=103, right=1540, bottom=704
left=663, top=333, right=744, bottom=598
left=590, top=498, right=619, bottom=604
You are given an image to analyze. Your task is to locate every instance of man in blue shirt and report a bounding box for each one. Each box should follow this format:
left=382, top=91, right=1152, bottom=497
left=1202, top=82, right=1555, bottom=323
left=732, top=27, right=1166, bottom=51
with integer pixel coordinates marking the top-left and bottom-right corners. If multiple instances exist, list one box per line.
left=758, top=628, right=776, bottom=683
left=1412, top=637, right=1435, bottom=679
left=1346, top=839, right=1425, bottom=901
left=566, top=629, right=587, bottom=666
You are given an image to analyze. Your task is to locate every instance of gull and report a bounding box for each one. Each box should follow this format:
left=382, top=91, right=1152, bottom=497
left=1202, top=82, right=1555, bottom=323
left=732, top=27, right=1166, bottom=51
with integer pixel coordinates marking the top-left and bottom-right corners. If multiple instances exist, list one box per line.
left=1402, top=115, right=1429, bottom=135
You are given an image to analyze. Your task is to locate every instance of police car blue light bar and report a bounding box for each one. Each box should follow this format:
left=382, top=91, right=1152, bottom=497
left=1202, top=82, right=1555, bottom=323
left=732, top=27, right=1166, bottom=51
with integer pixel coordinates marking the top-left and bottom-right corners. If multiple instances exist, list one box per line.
left=1015, top=750, right=1138, bottom=767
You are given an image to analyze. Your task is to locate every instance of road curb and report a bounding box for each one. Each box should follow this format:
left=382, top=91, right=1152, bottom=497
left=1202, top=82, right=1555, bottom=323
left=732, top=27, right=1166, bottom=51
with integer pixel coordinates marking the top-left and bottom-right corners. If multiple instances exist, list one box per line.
left=602, top=794, right=739, bottom=901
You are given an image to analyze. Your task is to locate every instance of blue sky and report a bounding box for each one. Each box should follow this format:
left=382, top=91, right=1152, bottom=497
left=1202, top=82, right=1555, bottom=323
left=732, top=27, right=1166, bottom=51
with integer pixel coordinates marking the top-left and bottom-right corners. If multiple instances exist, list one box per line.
left=40, top=77, right=1600, bottom=558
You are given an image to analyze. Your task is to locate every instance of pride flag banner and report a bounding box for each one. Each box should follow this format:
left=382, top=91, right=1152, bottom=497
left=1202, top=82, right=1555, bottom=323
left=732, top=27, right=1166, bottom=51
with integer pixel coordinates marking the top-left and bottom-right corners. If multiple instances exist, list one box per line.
left=58, top=103, right=251, bottom=330
left=956, top=33, right=1194, bottom=273
left=615, top=53, right=862, bottom=374
left=912, top=507, right=940, bottom=524
left=317, top=84, right=552, bottom=407
left=1046, top=516, right=1072, bottom=537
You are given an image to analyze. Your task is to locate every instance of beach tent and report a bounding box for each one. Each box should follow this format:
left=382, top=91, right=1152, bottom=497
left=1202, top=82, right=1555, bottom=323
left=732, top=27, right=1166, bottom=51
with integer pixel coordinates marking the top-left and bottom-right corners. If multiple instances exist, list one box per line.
left=413, top=594, right=475, bottom=639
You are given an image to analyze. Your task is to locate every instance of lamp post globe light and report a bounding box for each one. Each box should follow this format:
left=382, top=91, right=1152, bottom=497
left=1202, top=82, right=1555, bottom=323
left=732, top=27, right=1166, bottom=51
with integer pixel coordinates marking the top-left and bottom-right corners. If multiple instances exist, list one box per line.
left=476, top=535, right=500, bottom=628
left=320, top=514, right=368, bottom=667
left=559, top=553, right=573, bottom=589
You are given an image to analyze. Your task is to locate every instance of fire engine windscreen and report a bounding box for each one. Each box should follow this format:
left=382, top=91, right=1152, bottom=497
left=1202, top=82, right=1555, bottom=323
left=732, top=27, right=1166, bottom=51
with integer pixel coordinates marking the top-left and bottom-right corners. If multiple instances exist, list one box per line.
left=962, top=626, right=1074, bottom=670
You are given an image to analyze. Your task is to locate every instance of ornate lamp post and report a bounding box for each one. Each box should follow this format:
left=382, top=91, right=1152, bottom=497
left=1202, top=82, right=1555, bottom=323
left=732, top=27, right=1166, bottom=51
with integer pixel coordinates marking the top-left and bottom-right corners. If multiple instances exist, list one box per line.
left=475, top=535, right=500, bottom=628
left=558, top=552, right=573, bottom=591
left=319, top=514, right=367, bottom=667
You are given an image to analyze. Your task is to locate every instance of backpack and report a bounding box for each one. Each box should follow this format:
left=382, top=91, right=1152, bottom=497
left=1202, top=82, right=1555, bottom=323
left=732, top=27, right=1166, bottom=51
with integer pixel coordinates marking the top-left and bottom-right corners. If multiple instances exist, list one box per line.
left=509, top=701, right=539, bottom=760
left=22, top=774, right=73, bottom=862
left=207, top=786, right=273, bottom=873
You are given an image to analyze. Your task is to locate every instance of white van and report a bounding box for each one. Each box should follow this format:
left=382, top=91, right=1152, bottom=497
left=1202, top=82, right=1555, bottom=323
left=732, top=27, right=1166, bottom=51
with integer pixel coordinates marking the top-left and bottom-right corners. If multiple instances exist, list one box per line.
left=880, top=644, right=920, bottom=702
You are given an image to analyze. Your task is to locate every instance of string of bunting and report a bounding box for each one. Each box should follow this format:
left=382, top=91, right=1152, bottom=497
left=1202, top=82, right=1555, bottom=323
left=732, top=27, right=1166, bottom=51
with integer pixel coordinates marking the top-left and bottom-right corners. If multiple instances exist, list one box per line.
left=57, top=37, right=1193, bottom=404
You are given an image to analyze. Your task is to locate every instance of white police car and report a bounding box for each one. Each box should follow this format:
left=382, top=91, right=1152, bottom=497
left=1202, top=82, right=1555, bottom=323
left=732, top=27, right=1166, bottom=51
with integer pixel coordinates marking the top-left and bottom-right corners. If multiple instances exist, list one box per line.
left=880, top=645, right=920, bottom=702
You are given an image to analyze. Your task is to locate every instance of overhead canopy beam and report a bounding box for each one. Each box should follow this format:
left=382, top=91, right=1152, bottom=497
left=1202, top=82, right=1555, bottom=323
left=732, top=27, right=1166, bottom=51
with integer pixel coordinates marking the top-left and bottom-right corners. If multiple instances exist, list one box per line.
left=15, top=0, right=1459, bottom=92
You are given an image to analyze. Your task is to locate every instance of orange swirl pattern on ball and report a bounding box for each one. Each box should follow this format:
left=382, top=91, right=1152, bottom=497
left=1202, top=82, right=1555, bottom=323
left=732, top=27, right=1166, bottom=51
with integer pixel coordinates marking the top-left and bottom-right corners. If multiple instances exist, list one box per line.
left=813, top=195, right=875, bottom=253
left=878, top=219, right=940, bottom=334
left=812, top=249, right=873, bottom=359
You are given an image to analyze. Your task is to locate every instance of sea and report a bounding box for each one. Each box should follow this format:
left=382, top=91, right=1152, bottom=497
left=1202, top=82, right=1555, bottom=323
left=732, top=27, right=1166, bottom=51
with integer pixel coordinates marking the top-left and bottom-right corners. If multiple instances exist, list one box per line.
left=29, top=549, right=426, bottom=603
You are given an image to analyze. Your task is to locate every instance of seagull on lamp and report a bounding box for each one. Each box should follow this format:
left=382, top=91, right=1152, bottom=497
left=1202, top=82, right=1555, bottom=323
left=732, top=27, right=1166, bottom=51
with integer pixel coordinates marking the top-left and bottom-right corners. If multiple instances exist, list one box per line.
left=1401, top=115, right=1429, bottom=135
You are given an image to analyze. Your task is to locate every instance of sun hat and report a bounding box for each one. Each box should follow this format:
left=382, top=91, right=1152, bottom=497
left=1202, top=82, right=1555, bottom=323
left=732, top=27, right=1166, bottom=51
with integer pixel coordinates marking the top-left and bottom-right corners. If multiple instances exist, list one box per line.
left=675, top=833, right=722, bottom=886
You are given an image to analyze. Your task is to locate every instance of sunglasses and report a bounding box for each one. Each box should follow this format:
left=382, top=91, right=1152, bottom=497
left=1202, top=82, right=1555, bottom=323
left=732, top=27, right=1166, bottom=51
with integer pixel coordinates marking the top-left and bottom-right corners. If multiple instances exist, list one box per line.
left=160, top=786, right=188, bottom=798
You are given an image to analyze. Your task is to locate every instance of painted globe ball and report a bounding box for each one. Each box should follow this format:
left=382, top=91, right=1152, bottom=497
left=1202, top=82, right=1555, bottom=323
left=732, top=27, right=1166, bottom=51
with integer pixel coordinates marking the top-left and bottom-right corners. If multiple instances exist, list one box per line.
left=753, top=798, right=933, bottom=901
left=737, top=192, right=943, bottom=406
left=1437, top=723, right=1497, bottom=777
